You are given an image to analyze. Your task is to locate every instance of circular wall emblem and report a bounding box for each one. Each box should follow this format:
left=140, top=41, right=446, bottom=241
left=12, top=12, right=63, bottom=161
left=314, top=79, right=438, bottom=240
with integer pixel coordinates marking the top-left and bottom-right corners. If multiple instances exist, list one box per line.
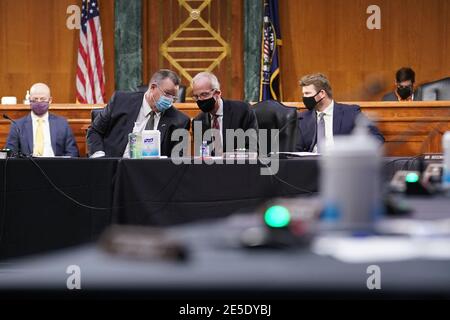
left=190, top=10, right=200, bottom=20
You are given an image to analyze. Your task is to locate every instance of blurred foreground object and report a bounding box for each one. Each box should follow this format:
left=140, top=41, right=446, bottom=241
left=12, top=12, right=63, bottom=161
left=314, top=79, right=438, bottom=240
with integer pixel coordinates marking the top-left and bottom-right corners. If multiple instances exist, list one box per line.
left=99, top=225, right=188, bottom=262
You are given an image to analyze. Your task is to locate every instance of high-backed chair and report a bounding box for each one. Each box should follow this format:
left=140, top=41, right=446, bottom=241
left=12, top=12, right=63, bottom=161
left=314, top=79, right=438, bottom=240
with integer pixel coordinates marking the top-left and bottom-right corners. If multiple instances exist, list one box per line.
left=136, top=84, right=187, bottom=103
left=419, top=77, right=450, bottom=100
left=86, top=108, right=105, bottom=157
left=91, top=108, right=103, bottom=123
left=252, top=100, right=298, bottom=153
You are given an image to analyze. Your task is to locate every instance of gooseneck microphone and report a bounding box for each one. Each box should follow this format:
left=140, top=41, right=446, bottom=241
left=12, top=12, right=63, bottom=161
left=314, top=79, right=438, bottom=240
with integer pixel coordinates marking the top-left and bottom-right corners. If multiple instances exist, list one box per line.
left=2, top=113, right=16, bottom=123
left=2, top=114, right=29, bottom=158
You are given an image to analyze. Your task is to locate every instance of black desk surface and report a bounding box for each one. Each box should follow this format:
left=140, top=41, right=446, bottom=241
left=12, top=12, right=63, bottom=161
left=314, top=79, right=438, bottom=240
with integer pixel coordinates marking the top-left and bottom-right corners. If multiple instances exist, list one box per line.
left=0, top=158, right=117, bottom=259
left=112, top=158, right=320, bottom=226
left=1, top=197, right=449, bottom=299
left=0, top=157, right=434, bottom=261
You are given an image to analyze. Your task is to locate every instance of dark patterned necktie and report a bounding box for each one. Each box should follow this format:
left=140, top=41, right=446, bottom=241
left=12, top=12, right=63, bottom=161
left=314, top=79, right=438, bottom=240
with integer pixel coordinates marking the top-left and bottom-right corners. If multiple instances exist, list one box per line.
left=145, top=111, right=155, bottom=130
left=211, top=114, right=222, bottom=156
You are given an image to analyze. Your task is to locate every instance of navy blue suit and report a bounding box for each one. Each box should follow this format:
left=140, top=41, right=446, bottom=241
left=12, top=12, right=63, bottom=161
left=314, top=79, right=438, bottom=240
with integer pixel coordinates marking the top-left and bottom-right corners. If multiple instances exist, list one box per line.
left=5, top=113, right=79, bottom=157
left=295, top=102, right=385, bottom=152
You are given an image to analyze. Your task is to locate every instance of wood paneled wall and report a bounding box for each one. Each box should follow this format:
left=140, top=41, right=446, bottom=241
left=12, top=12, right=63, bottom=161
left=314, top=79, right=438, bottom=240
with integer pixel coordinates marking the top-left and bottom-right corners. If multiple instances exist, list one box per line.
left=2, top=102, right=449, bottom=157
left=142, top=0, right=244, bottom=101
left=279, top=0, right=450, bottom=102
left=1, top=0, right=449, bottom=104
left=0, top=0, right=115, bottom=103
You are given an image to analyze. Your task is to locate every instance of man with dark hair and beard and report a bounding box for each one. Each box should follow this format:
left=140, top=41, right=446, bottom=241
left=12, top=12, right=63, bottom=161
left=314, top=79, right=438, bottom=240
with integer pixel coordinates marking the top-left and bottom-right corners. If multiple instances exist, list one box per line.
left=296, top=73, right=384, bottom=153
left=191, top=72, right=258, bottom=156
left=382, top=67, right=421, bottom=101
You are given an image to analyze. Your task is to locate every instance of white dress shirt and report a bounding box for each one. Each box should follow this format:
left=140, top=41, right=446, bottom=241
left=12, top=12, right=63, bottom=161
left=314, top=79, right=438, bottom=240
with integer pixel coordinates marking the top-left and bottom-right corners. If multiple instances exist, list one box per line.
left=123, top=96, right=162, bottom=158
left=313, top=100, right=335, bottom=153
left=31, top=112, right=55, bottom=157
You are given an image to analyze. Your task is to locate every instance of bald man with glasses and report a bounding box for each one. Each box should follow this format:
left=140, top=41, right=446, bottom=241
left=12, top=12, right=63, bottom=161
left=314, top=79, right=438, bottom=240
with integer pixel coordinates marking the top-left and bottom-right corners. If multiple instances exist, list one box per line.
left=191, top=72, right=258, bottom=156
left=5, top=83, right=79, bottom=157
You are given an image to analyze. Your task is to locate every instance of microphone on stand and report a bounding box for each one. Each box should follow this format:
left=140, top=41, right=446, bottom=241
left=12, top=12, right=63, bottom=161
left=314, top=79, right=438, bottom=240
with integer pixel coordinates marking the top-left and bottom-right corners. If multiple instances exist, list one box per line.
left=2, top=114, right=29, bottom=158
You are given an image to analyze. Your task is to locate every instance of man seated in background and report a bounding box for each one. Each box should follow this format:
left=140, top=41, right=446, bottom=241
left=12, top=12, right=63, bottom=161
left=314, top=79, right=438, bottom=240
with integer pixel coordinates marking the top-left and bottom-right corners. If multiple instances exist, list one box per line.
left=5, top=83, right=79, bottom=157
left=87, top=69, right=190, bottom=158
left=382, top=67, right=421, bottom=101
left=296, top=73, right=385, bottom=153
left=191, top=72, right=258, bottom=156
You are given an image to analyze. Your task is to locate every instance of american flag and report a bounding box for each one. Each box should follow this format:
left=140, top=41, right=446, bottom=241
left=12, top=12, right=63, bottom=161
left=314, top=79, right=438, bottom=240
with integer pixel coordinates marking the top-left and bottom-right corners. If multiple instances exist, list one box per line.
left=76, top=0, right=105, bottom=104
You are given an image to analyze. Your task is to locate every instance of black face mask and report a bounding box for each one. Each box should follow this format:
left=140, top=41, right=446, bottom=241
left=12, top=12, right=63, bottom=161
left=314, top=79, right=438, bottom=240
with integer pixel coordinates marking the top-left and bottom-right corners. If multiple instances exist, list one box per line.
left=302, top=91, right=323, bottom=111
left=196, top=96, right=216, bottom=113
left=397, top=86, right=413, bottom=100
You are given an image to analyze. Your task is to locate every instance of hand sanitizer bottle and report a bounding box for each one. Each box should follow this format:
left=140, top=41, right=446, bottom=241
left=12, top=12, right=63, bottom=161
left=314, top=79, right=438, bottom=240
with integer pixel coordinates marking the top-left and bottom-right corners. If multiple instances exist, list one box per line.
left=24, top=90, right=30, bottom=105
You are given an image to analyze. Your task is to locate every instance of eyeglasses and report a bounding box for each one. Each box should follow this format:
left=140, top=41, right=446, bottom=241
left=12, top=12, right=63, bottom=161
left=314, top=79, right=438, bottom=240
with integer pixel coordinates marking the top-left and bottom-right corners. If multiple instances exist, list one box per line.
left=192, top=89, right=216, bottom=102
left=30, top=97, right=50, bottom=103
left=156, top=86, right=178, bottom=102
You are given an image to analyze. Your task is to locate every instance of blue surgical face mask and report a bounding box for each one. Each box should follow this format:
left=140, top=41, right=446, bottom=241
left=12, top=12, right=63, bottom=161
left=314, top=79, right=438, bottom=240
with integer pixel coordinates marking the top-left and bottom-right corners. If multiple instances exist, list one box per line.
left=156, top=95, right=172, bottom=112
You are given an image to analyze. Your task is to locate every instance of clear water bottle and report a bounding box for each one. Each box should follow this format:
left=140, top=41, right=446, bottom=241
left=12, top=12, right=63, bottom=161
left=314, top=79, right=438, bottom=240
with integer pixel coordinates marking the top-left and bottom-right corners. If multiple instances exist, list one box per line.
left=129, top=132, right=142, bottom=159
left=200, top=140, right=210, bottom=157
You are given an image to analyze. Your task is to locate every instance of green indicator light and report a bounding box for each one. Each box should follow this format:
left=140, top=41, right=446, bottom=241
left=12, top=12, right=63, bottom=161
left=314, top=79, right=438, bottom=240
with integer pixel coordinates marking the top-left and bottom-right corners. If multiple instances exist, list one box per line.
left=405, top=172, right=419, bottom=183
left=264, top=205, right=291, bottom=228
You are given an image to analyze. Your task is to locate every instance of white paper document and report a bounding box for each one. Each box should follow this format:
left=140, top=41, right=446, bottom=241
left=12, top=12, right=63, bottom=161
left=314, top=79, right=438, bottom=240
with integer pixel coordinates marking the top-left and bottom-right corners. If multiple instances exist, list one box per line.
left=312, top=235, right=450, bottom=263
left=271, top=152, right=319, bottom=157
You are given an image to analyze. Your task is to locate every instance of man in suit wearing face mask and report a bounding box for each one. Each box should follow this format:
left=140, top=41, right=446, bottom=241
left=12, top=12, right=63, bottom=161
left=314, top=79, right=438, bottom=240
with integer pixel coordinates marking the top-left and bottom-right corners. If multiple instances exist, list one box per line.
left=5, top=82, right=79, bottom=157
left=382, top=67, right=421, bottom=102
left=87, top=69, right=190, bottom=158
left=191, top=72, right=258, bottom=156
left=296, top=73, right=384, bottom=153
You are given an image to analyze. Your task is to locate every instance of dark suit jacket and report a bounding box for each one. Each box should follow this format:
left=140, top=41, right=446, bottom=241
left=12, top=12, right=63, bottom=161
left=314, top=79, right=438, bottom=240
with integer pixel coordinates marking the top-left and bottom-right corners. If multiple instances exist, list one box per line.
left=87, top=91, right=190, bottom=157
left=192, top=99, right=258, bottom=153
left=5, top=113, right=79, bottom=157
left=295, top=102, right=385, bottom=152
left=382, top=90, right=422, bottom=101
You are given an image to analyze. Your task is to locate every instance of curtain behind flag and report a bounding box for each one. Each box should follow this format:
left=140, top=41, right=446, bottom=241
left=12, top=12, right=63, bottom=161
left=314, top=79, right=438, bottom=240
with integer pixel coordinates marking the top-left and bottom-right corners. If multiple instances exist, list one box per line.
left=76, top=0, right=105, bottom=104
left=259, top=0, right=282, bottom=101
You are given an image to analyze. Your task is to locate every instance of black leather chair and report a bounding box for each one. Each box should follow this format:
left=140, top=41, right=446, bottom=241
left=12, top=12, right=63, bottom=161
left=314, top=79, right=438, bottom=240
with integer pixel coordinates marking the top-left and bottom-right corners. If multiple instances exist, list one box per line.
left=252, top=100, right=298, bottom=153
left=86, top=108, right=104, bottom=157
left=91, top=108, right=103, bottom=123
left=136, top=84, right=187, bottom=103
left=419, top=77, right=450, bottom=100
